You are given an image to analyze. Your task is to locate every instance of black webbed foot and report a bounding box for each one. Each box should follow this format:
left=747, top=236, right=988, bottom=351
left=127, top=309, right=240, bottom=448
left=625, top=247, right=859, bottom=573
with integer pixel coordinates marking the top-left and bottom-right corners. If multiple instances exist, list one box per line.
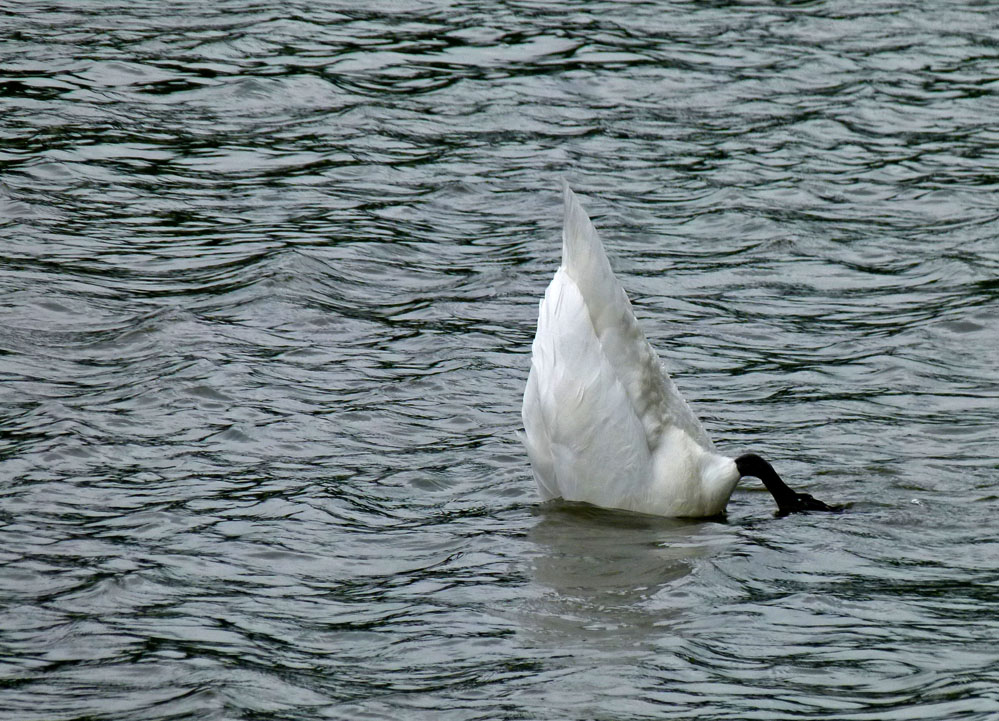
left=735, top=453, right=841, bottom=516
left=775, top=491, right=842, bottom=516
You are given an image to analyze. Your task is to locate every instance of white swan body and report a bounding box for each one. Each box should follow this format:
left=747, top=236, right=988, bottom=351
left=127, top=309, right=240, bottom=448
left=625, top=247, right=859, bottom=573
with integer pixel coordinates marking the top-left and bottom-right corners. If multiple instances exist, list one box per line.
left=522, top=187, right=740, bottom=518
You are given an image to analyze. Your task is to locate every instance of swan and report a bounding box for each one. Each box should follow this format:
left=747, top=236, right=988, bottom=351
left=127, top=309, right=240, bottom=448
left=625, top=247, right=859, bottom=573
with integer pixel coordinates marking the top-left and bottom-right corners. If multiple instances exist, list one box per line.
left=521, top=186, right=834, bottom=518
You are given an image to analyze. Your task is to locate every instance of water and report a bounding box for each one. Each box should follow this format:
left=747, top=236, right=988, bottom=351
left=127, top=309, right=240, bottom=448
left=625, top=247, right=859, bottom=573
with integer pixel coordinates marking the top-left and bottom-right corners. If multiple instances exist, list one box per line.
left=2, top=1, right=998, bottom=718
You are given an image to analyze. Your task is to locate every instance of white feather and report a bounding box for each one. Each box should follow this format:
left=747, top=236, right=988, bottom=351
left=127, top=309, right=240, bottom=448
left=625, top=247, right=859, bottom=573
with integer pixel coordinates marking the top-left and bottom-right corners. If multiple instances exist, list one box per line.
left=522, top=186, right=739, bottom=517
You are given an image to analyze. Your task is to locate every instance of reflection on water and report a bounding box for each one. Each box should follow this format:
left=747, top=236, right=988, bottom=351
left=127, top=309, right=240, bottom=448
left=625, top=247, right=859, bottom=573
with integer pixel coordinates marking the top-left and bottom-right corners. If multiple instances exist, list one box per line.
left=2, top=0, right=999, bottom=719
left=529, top=503, right=716, bottom=599
left=525, top=504, right=731, bottom=657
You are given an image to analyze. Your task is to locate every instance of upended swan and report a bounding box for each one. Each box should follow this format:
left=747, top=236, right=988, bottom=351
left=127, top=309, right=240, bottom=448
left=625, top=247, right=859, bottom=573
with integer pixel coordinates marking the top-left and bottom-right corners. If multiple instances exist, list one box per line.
left=521, top=186, right=834, bottom=518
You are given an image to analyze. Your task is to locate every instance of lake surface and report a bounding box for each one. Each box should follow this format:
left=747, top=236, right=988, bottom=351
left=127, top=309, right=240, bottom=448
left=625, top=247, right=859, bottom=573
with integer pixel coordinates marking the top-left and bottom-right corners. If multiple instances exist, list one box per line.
left=2, top=1, right=998, bottom=719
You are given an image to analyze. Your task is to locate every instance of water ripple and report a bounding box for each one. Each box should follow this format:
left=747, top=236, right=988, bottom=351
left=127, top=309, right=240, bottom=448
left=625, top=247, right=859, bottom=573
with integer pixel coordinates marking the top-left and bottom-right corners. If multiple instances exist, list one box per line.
left=3, top=1, right=999, bottom=719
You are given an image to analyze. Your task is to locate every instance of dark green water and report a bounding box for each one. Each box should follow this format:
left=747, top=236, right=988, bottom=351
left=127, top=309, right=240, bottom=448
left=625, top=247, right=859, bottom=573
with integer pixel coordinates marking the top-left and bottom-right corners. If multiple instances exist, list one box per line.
left=2, top=2, right=998, bottom=719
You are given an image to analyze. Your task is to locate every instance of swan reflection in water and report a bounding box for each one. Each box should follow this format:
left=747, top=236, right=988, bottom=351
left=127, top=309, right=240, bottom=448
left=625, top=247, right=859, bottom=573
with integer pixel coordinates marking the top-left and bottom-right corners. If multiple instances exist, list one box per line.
left=523, top=501, right=738, bottom=651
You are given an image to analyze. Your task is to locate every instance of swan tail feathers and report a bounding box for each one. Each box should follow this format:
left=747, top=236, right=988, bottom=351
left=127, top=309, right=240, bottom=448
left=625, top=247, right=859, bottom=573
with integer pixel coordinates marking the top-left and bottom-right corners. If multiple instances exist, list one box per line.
left=559, top=187, right=716, bottom=453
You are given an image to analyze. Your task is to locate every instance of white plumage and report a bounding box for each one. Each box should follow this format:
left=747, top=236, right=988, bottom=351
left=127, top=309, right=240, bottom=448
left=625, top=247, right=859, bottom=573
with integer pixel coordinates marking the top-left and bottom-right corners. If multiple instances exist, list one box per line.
left=522, top=186, right=740, bottom=518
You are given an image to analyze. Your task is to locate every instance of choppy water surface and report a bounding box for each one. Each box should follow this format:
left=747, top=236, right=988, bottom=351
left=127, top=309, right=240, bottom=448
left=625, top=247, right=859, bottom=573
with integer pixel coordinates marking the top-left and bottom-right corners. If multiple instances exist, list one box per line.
left=2, top=1, right=998, bottom=719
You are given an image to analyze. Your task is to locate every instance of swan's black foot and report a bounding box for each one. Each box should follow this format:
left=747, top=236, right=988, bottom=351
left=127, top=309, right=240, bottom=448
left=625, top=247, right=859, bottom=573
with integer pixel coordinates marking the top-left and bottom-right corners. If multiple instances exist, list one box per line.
left=735, top=453, right=842, bottom=516
left=776, top=492, right=841, bottom=516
